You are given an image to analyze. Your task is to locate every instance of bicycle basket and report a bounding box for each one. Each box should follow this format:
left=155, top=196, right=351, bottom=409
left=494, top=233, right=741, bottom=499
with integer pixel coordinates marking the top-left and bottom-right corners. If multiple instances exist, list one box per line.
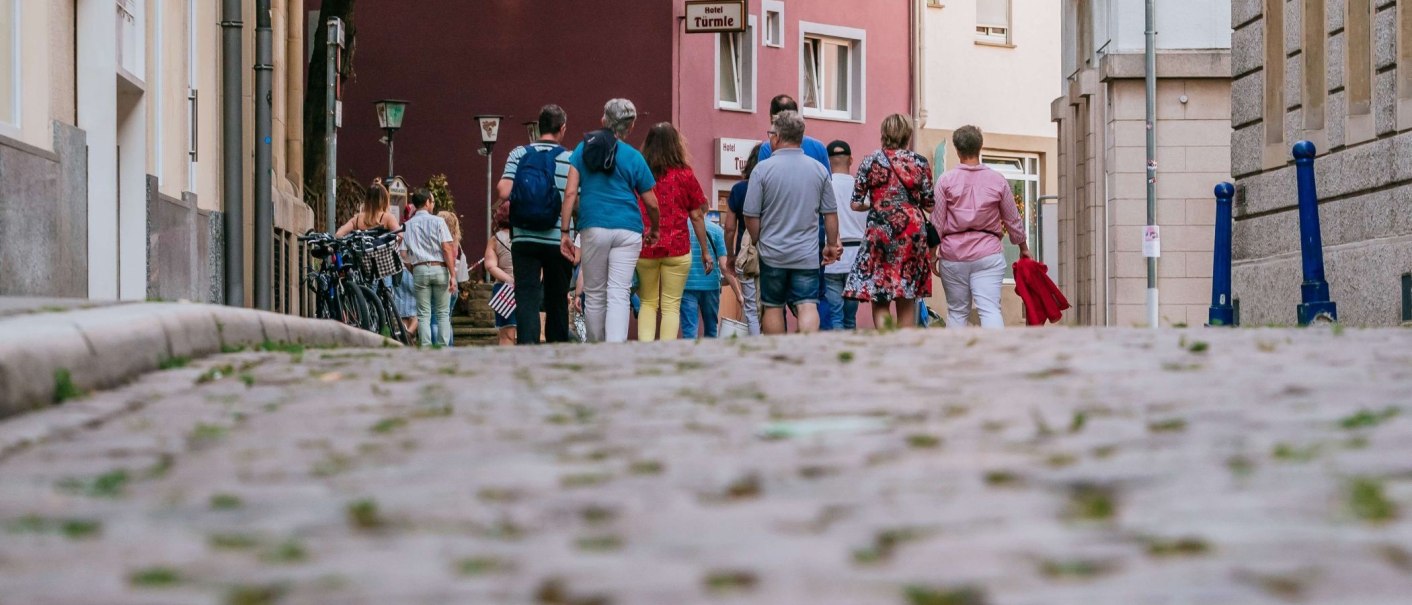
left=359, top=240, right=403, bottom=280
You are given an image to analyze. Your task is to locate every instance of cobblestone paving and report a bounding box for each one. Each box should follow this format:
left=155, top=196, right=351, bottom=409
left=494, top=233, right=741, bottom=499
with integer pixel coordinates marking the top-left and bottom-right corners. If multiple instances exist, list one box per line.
left=2, top=328, right=1412, bottom=604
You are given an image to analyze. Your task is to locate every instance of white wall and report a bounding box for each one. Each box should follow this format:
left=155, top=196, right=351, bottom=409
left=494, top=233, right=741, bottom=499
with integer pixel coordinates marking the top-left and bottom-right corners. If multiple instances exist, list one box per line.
left=923, top=0, right=1061, bottom=139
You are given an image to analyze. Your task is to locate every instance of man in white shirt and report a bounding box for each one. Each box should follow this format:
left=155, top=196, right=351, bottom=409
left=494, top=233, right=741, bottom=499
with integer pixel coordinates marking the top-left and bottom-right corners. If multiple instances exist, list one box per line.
left=401, top=189, right=457, bottom=347
left=823, top=140, right=868, bottom=330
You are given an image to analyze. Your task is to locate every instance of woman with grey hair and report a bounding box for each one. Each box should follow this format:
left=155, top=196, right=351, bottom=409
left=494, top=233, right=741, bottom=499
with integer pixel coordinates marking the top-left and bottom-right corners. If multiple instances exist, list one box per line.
left=560, top=99, right=661, bottom=343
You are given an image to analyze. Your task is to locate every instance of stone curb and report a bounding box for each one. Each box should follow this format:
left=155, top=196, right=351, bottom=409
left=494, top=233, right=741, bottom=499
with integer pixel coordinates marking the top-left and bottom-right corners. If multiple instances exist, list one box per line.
left=0, top=302, right=392, bottom=418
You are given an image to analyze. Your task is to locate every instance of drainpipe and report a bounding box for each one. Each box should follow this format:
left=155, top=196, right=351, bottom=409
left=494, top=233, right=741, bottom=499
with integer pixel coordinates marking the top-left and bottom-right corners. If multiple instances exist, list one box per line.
left=254, top=0, right=274, bottom=310
left=1144, top=0, right=1158, bottom=328
left=221, top=0, right=244, bottom=306
left=910, top=0, right=925, bottom=134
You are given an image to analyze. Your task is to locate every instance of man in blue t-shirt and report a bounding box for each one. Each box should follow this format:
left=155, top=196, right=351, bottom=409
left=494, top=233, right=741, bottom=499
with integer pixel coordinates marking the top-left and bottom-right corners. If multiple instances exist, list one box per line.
left=755, top=94, right=833, bottom=329
left=681, top=221, right=742, bottom=339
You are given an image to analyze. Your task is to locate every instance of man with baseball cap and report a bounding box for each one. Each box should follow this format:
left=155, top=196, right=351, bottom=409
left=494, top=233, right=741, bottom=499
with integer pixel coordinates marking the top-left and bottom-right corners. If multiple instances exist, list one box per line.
left=823, top=140, right=868, bottom=330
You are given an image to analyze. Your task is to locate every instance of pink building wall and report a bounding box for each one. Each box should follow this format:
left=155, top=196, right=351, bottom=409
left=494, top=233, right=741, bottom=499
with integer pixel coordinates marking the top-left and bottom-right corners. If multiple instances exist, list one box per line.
left=672, top=0, right=914, bottom=209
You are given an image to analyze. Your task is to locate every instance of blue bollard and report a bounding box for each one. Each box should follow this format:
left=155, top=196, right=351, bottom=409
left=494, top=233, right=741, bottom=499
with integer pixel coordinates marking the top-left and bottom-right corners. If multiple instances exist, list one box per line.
left=1209, top=182, right=1235, bottom=326
left=1292, top=141, right=1338, bottom=325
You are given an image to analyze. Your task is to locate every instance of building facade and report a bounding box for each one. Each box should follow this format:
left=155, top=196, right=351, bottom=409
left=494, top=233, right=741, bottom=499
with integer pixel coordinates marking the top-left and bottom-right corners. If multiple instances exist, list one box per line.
left=0, top=0, right=310, bottom=311
left=1052, top=0, right=1233, bottom=327
left=1232, top=0, right=1412, bottom=326
left=319, top=0, right=912, bottom=268
left=918, top=0, right=1062, bottom=325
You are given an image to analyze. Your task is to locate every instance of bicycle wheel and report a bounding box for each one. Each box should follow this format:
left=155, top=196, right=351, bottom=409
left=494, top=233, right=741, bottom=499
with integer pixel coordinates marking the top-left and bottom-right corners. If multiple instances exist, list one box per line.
left=354, top=284, right=383, bottom=333
left=337, top=282, right=372, bottom=330
left=379, top=288, right=411, bottom=344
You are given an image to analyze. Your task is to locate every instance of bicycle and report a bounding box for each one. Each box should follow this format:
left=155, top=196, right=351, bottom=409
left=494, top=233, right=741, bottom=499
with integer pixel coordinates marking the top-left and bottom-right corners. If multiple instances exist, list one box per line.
left=296, top=230, right=384, bottom=337
left=344, top=227, right=412, bottom=345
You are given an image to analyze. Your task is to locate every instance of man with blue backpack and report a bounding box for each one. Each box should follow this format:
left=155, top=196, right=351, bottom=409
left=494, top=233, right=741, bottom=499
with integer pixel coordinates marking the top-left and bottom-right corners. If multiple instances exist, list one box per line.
left=496, top=104, right=577, bottom=345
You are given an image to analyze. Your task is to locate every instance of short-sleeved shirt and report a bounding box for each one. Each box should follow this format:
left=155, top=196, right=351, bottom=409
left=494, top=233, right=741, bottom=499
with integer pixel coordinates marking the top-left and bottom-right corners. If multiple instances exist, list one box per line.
left=742, top=148, right=837, bottom=270
left=501, top=142, right=572, bottom=246
left=401, top=210, right=453, bottom=265
left=640, top=166, right=707, bottom=259
left=686, top=221, right=728, bottom=291
left=758, top=136, right=830, bottom=167
left=825, top=173, right=868, bottom=275
left=569, top=139, right=656, bottom=233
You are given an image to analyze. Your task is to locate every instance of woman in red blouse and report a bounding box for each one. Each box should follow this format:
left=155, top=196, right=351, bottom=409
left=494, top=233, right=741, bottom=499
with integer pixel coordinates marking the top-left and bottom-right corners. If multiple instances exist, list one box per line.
left=636, top=123, right=713, bottom=341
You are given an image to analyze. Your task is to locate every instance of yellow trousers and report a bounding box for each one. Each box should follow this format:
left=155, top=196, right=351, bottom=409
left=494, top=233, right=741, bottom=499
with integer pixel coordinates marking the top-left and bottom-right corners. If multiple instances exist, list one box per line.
left=636, top=254, right=692, bottom=341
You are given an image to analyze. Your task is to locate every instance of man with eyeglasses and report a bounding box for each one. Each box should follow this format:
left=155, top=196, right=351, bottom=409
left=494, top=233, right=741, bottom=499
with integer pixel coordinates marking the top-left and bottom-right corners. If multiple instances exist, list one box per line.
left=744, top=111, right=843, bottom=335
left=755, top=94, right=834, bottom=329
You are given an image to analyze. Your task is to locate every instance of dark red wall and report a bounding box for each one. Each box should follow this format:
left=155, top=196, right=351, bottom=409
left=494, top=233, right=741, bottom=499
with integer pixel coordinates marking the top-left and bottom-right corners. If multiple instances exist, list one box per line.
left=308, top=0, right=676, bottom=257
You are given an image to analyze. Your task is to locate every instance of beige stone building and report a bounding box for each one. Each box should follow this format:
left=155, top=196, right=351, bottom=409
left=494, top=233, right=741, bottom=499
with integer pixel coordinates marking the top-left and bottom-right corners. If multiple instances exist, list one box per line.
left=1052, top=0, right=1233, bottom=327
left=916, top=0, right=1061, bottom=325
left=1232, top=0, right=1412, bottom=326
left=0, top=0, right=310, bottom=311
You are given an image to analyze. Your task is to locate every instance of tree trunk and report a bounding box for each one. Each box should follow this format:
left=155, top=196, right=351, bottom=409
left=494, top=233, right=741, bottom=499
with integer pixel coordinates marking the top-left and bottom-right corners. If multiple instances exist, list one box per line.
left=303, top=0, right=357, bottom=212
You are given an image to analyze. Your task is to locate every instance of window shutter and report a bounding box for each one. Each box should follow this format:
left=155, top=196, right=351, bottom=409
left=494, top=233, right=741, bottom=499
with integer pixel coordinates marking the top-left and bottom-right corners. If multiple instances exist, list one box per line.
left=977, top=0, right=1009, bottom=27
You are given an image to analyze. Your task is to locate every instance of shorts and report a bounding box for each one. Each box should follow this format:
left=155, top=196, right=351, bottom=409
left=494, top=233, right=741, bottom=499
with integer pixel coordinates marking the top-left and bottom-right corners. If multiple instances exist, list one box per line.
left=494, top=310, right=517, bottom=329
left=758, top=262, right=821, bottom=308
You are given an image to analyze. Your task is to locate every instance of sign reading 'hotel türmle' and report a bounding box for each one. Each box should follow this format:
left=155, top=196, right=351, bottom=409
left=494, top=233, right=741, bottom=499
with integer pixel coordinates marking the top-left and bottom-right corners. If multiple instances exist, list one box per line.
left=715, top=137, right=762, bottom=177
left=685, top=1, right=748, bottom=33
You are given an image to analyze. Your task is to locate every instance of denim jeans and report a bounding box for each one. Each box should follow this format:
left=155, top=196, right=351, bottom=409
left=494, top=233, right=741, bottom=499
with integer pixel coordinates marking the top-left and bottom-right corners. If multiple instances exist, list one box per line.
left=822, top=273, right=859, bottom=330
left=758, top=262, right=822, bottom=308
left=680, top=289, right=721, bottom=339
left=736, top=270, right=761, bottom=336
left=429, top=295, right=455, bottom=346
left=413, top=264, right=451, bottom=347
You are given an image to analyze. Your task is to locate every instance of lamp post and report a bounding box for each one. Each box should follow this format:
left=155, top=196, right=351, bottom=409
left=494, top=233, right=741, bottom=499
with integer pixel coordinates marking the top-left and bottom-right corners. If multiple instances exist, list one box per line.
left=375, top=99, right=409, bottom=180
left=475, top=114, right=504, bottom=281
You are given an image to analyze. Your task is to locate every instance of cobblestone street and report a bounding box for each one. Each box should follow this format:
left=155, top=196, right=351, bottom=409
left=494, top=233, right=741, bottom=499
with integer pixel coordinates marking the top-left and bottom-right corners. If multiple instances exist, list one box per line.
left=2, top=328, right=1412, bottom=604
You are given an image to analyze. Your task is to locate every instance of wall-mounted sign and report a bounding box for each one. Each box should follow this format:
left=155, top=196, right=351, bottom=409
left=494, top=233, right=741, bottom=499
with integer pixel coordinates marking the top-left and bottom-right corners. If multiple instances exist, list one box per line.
left=686, top=1, right=748, bottom=33
left=715, top=137, right=762, bottom=177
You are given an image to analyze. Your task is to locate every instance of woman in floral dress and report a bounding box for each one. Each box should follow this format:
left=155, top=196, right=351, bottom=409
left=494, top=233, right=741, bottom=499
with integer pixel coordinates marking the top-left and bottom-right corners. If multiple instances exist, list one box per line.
left=843, top=113, right=935, bottom=329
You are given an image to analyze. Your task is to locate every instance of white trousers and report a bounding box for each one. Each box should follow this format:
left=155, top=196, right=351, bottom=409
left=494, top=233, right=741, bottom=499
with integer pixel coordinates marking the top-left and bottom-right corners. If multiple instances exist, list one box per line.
left=736, top=270, right=761, bottom=336
left=580, top=228, right=642, bottom=343
left=940, top=252, right=1007, bottom=329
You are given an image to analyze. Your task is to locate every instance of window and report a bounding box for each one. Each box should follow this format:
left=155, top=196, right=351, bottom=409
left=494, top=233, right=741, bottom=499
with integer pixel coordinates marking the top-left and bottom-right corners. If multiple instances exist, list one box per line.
left=1262, top=0, right=1284, bottom=148
left=716, top=18, right=756, bottom=111
left=0, top=0, right=16, bottom=131
left=800, top=23, right=865, bottom=121
left=1303, top=0, right=1325, bottom=132
left=981, top=153, right=1040, bottom=279
left=977, top=0, right=1011, bottom=45
left=763, top=1, right=783, bottom=48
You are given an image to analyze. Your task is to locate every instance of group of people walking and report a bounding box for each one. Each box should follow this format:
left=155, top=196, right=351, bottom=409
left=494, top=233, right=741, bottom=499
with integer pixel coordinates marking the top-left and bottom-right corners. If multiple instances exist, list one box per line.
left=488, top=94, right=1028, bottom=346
left=339, top=179, right=468, bottom=348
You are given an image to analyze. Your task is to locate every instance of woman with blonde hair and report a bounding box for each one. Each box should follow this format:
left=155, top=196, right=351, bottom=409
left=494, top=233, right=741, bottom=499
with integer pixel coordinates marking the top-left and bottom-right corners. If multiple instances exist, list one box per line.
left=634, top=122, right=712, bottom=341
left=843, top=113, right=935, bottom=329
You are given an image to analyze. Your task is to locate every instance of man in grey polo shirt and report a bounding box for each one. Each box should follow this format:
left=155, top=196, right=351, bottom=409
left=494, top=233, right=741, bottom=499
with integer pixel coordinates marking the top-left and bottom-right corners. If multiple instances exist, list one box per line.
left=743, top=111, right=843, bottom=335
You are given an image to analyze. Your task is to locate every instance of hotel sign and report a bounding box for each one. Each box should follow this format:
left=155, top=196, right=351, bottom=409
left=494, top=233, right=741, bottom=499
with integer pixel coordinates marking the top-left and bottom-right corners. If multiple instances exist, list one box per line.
left=715, top=137, right=761, bottom=177
left=686, top=1, right=748, bottom=33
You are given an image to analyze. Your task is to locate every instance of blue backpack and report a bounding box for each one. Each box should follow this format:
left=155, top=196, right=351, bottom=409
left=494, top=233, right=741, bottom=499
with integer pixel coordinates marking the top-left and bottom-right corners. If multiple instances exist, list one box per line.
left=509, top=144, right=565, bottom=231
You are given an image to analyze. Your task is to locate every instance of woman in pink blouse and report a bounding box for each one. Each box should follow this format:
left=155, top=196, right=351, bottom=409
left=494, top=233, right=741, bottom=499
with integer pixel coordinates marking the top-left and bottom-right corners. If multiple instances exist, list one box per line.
left=932, top=125, right=1031, bottom=329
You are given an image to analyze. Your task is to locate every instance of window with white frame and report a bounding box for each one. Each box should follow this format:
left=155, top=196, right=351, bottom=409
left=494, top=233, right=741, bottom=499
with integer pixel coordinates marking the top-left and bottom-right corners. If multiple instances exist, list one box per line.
left=976, top=0, right=1011, bottom=44
left=0, top=0, right=17, bottom=131
left=717, top=18, right=756, bottom=111
left=800, top=23, right=865, bottom=121
left=981, top=153, right=1039, bottom=279
left=763, top=1, right=784, bottom=48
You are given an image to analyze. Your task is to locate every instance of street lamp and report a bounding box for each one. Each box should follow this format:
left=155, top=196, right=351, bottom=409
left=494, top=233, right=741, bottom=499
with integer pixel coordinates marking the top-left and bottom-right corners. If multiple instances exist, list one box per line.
left=375, top=99, right=409, bottom=179
left=475, top=114, right=504, bottom=277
